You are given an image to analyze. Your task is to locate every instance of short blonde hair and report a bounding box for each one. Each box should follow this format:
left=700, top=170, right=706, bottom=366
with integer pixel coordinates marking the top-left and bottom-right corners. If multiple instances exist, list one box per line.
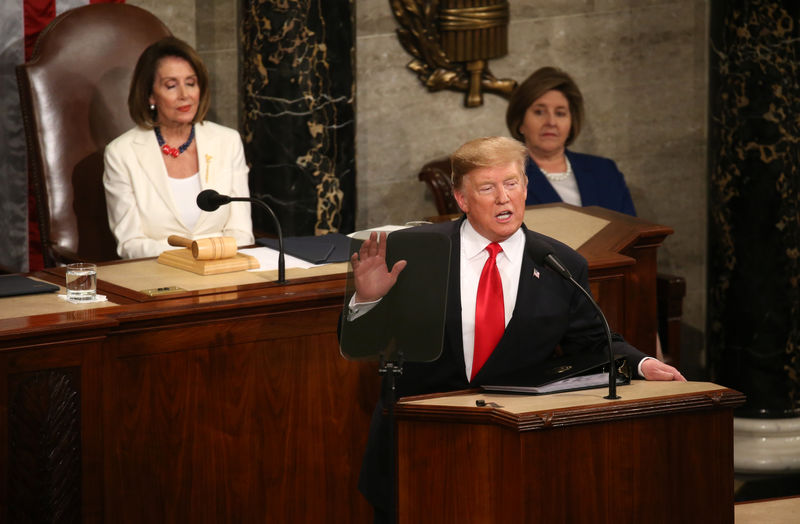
left=450, top=136, right=528, bottom=189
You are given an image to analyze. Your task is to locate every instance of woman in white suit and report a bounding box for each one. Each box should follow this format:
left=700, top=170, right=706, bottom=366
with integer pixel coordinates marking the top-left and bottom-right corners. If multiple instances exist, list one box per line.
left=104, top=37, right=254, bottom=259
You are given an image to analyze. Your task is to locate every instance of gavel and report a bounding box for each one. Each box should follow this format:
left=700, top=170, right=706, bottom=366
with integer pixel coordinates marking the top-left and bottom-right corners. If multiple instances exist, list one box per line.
left=168, top=235, right=237, bottom=260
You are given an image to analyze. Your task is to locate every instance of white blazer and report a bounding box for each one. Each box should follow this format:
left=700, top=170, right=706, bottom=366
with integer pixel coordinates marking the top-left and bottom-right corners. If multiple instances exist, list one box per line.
left=103, top=121, right=254, bottom=259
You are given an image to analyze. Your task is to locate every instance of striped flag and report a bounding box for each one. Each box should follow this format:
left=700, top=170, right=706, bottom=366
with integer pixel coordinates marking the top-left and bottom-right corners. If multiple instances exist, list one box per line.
left=0, top=0, right=123, bottom=271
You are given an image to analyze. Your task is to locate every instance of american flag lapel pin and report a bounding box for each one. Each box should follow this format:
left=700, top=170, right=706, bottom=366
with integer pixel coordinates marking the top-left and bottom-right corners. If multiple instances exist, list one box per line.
left=533, top=267, right=540, bottom=279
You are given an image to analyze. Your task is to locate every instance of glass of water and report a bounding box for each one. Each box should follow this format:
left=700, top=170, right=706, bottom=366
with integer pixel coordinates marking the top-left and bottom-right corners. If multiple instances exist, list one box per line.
left=66, top=263, right=97, bottom=301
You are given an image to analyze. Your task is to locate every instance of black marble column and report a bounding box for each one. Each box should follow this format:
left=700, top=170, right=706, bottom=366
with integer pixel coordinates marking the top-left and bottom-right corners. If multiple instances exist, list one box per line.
left=708, top=0, right=800, bottom=417
left=240, top=0, right=355, bottom=237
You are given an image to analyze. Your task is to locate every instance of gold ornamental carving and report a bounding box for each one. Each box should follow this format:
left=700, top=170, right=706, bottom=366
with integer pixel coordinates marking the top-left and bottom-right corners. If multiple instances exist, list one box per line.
left=390, top=0, right=517, bottom=107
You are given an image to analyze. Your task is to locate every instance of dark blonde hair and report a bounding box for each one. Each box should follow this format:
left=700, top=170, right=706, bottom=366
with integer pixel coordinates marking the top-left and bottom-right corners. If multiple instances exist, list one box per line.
left=128, top=36, right=210, bottom=128
left=505, top=66, right=584, bottom=147
left=450, top=136, right=528, bottom=189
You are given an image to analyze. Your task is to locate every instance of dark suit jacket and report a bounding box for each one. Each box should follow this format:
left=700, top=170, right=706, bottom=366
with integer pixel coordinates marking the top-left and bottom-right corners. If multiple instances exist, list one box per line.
left=356, top=218, right=647, bottom=511
left=525, top=150, right=637, bottom=216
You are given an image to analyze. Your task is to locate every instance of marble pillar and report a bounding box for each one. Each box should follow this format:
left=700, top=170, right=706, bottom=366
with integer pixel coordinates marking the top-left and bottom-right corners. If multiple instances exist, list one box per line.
left=240, top=0, right=355, bottom=237
left=708, top=0, right=800, bottom=472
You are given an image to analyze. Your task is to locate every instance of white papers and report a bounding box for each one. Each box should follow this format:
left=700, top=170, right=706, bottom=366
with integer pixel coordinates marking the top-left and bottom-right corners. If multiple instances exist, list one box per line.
left=239, top=247, right=326, bottom=272
left=347, top=224, right=410, bottom=240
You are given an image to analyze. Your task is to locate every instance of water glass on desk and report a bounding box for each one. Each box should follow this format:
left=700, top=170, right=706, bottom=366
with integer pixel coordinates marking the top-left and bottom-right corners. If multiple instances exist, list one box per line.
left=66, top=263, right=97, bottom=301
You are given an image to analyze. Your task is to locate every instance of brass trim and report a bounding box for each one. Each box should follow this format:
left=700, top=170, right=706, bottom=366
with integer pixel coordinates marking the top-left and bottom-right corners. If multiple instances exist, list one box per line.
left=439, top=5, right=510, bottom=32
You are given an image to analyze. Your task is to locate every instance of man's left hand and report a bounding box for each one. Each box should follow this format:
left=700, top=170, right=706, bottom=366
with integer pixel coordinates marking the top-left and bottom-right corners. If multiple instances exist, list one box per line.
left=640, top=359, right=687, bottom=381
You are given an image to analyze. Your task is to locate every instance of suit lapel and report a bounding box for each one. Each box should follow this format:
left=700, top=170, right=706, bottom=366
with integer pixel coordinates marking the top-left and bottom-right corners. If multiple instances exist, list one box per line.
left=193, top=122, right=217, bottom=231
left=525, top=155, right=561, bottom=205
left=566, top=150, right=598, bottom=207
left=131, top=127, right=184, bottom=225
left=471, top=228, right=546, bottom=383
left=442, top=219, right=467, bottom=375
left=195, top=122, right=217, bottom=191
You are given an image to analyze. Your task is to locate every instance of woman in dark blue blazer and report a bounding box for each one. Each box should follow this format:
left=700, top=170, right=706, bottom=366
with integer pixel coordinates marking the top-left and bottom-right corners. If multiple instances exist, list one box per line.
left=506, top=67, right=637, bottom=217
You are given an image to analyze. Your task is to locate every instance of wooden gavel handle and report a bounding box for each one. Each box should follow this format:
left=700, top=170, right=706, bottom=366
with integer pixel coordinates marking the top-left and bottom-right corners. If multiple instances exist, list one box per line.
left=167, top=235, right=237, bottom=260
left=168, top=235, right=193, bottom=249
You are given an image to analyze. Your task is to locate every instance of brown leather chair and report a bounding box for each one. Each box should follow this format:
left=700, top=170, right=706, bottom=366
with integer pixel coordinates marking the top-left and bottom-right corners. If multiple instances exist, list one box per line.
left=17, top=4, right=171, bottom=267
left=418, top=158, right=686, bottom=365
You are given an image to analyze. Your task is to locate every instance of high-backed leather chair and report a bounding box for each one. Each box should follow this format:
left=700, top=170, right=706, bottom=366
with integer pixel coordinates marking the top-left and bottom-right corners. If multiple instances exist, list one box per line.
left=17, top=4, right=171, bottom=267
left=418, top=158, right=686, bottom=365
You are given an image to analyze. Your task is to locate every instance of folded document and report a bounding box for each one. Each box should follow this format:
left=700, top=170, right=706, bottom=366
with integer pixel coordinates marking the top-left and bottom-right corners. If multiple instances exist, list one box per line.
left=256, top=233, right=351, bottom=264
left=482, top=353, right=630, bottom=395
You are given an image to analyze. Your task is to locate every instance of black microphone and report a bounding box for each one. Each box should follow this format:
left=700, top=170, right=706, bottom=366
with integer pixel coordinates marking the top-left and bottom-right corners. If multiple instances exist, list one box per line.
left=196, top=189, right=231, bottom=211
left=196, top=189, right=286, bottom=284
left=527, top=238, right=620, bottom=400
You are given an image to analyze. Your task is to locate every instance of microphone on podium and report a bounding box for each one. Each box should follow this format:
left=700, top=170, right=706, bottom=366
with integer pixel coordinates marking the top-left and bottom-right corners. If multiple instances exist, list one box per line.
left=526, top=238, right=620, bottom=400
left=196, top=189, right=287, bottom=284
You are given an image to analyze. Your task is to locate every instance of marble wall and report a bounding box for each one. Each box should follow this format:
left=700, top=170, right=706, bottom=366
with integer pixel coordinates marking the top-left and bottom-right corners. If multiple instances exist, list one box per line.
left=131, top=0, right=710, bottom=369
left=707, top=0, right=799, bottom=416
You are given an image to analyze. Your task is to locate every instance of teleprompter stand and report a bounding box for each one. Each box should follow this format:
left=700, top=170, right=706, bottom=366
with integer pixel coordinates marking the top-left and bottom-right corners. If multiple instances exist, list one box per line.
left=338, top=228, right=451, bottom=521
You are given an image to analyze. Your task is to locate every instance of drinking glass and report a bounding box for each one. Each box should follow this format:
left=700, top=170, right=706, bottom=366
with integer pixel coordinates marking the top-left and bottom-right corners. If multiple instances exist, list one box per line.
left=66, top=263, right=97, bottom=301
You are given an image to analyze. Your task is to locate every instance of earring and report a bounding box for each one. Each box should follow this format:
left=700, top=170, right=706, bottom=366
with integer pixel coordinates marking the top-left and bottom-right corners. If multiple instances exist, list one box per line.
left=150, top=104, right=156, bottom=111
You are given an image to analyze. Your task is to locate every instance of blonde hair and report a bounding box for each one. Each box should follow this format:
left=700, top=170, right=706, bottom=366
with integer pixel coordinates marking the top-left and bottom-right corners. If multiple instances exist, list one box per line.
left=450, top=136, right=528, bottom=189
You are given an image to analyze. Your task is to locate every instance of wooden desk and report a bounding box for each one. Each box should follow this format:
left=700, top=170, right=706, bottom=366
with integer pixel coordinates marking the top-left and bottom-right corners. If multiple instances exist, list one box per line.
left=395, top=382, right=745, bottom=523
left=0, top=265, right=378, bottom=523
left=736, top=496, right=800, bottom=523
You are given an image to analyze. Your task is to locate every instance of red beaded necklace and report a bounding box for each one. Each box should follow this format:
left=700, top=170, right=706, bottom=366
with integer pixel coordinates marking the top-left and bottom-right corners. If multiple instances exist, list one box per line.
left=154, top=125, right=195, bottom=158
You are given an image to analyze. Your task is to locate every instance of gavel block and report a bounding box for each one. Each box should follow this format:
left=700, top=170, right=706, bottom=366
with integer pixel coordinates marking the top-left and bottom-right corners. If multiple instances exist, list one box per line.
left=158, top=235, right=260, bottom=275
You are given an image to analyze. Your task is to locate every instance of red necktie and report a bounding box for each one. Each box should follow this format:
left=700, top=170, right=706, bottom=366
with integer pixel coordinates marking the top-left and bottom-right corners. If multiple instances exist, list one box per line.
left=472, top=242, right=504, bottom=381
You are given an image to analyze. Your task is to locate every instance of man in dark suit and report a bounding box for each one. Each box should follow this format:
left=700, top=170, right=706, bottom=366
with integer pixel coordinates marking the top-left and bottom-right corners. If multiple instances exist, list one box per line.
left=349, top=136, right=684, bottom=522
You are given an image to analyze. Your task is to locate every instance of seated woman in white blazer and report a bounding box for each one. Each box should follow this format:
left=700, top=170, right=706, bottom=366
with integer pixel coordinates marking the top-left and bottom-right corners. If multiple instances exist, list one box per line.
left=104, top=37, right=254, bottom=259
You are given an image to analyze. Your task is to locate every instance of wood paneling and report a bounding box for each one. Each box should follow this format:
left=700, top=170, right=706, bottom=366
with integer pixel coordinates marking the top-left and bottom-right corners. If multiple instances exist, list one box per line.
left=0, top=275, right=378, bottom=523
left=395, top=386, right=744, bottom=523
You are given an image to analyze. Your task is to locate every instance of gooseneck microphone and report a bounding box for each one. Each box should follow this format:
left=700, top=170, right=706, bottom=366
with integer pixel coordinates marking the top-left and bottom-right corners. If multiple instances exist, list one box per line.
left=197, top=189, right=286, bottom=284
left=527, top=239, right=620, bottom=400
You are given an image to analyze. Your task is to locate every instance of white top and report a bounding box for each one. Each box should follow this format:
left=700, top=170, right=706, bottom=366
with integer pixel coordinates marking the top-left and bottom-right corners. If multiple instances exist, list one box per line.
left=168, top=173, right=202, bottom=230
left=543, top=157, right=582, bottom=207
left=459, top=220, right=525, bottom=380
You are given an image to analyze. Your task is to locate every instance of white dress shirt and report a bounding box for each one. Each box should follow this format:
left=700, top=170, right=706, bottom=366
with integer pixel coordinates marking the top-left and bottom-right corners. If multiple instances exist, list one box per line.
left=459, top=220, right=525, bottom=380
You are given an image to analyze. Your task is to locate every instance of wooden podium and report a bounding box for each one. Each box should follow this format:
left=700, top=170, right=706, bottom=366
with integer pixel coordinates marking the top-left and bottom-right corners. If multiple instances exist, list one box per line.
left=394, top=382, right=745, bottom=523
